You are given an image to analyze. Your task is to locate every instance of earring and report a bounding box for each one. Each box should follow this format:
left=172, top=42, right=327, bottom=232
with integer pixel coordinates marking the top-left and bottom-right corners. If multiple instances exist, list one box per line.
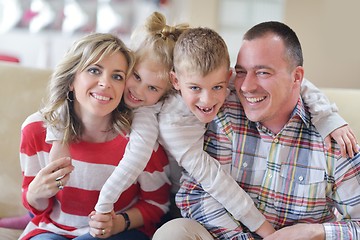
left=66, top=91, right=74, bottom=102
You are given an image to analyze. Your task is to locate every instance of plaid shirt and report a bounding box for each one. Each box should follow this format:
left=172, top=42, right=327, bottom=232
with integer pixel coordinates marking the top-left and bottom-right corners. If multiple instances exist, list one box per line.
left=176, top=89, right=360, bottom=240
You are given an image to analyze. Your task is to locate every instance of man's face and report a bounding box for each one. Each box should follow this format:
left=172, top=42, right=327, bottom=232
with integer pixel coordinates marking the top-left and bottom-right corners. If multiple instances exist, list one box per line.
left=234, top=33, right=302, bottom=133
left=171, top=66, right=231, bottom=123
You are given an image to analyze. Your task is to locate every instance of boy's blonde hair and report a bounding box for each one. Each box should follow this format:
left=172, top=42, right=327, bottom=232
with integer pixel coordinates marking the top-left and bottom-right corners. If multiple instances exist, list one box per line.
left=42, top=33, right=135, bottom=142
left=173, top=27, right=230, bottom=76
left=130, top=12, right=189, bottom=95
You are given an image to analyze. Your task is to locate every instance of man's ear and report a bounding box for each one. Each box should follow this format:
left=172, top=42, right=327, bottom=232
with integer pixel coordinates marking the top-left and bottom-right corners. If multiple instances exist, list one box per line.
left=293, top=66, right=304, bottom=86
left=170, top=71, right=180, bottom=90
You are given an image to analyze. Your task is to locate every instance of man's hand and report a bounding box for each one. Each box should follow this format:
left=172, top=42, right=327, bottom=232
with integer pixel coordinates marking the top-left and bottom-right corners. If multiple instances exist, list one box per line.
left=263, top=223, right=325, bottom=240
left=324, top=125, right=359, bottom=158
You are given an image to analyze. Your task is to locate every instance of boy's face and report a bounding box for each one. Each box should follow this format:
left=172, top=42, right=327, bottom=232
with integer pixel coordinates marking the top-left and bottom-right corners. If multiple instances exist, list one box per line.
left=124, top=59, right=170, bottom=109
left=171, top=66, right=232, bottom=123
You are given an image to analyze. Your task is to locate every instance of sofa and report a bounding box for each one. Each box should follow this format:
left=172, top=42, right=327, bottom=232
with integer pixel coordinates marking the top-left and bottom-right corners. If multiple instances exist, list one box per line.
left=0, top=62, right=359, bottom=239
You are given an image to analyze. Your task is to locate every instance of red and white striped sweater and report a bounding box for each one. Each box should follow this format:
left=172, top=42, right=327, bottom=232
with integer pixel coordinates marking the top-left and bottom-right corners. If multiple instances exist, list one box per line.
left=19, top=112, right=171, bottom=239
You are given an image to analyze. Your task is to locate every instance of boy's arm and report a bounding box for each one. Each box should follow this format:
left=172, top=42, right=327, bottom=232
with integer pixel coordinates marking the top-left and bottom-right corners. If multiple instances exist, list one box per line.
left=158, top=100, right=274, bottom=236
left=301, top=78, right=359, bottom=157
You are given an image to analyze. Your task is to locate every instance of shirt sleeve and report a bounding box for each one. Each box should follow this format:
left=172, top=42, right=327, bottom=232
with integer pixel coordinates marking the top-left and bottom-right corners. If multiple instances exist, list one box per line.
left=95, top=103, right=161, bottom=213
left=20, top=112, right=53, bottom=215
left=132, top=143, right=171, bottom=236
left=158, top=95, right=265, bottom=232
left=323, top=153, right=360, bottom=239
left=300, top=78, right=347, bottom=138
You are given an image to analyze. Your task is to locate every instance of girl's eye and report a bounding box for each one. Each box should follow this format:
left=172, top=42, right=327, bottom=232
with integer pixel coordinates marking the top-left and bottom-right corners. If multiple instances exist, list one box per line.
left=133, top=72, right=141, bottom=81
left=88, top=67, right=101, bottom=75
left=190, top=86, right=200, bottom=91
left=148, top=86, right=158, bottom=92
left=113, top=74, right=125, bottom=81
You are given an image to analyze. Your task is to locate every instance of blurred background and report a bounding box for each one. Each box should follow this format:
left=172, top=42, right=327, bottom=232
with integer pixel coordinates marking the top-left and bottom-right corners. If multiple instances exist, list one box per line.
left=0, top=0, right=359, bottom=88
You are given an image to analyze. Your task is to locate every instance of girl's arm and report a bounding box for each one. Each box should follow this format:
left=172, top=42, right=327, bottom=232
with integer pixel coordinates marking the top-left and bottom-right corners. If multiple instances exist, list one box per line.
left=301, top=78, right=359, bottom=157
left=95, top=104, right=161, bottom=213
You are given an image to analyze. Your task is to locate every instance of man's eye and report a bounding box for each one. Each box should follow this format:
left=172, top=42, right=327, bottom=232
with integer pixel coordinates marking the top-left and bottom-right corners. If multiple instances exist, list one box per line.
left=257, top=71, right=270, bottom=76
left=235, top=70, right=246, bottom=78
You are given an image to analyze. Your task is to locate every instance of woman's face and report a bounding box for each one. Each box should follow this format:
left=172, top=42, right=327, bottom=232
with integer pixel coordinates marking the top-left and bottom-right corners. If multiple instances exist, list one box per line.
left=123, top=59, right=170, bottom=109
left=70, top=52, right=128, bottom=121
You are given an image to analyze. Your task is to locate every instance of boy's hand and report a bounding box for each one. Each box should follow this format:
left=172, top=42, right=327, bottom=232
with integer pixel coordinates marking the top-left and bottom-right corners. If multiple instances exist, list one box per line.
left=324, top=124, right=359, bottom=158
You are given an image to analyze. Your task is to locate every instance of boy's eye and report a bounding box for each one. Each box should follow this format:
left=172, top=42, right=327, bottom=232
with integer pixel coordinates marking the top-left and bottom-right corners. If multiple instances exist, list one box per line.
left=213, top=86, right=223, bottom=91
left=190, top=86, right=200, bottom=91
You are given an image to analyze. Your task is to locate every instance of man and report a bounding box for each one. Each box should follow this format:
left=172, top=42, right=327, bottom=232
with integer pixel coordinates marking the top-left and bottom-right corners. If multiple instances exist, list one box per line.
left=154, top=21, right=360, bottom=240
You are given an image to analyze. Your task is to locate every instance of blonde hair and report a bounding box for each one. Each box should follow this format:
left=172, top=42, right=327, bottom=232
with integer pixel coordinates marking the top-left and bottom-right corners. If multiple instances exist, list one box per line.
left=130, top=12, right=189, bottom=96
left=173, top=27, right=230, bottom=76
left=42, top=33, right=135, bottom=142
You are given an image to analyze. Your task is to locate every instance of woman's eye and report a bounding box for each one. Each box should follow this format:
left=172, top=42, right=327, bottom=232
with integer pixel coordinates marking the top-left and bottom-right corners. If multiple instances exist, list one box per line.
left=113, top=74, right=124, bottom=81
left=88, top=67, right=100, bottom=75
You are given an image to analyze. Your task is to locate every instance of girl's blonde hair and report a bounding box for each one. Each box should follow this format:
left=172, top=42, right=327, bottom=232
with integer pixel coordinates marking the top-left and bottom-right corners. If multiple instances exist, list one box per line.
left=130, top=12, right=189, bottom=97
left=42, top=33, right=135, bottom=143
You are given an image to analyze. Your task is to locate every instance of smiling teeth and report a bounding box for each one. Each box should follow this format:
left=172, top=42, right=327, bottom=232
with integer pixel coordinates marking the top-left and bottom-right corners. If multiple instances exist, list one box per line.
left=246, top=97, right=265, bottom=103
left=200, top=107, right=213, bottom=113
left=93, top=94, right=110, bottom=101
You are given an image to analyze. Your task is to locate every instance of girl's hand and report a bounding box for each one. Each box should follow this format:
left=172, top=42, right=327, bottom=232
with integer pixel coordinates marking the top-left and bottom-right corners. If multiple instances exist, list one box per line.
left=88, top=210, right=116, bottom=238
left=26, top=157, right=73, bottom=211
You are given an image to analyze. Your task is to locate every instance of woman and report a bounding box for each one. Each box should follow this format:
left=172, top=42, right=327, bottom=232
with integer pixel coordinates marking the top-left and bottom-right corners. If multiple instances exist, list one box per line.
left=19, top=33, right=171, bottom=240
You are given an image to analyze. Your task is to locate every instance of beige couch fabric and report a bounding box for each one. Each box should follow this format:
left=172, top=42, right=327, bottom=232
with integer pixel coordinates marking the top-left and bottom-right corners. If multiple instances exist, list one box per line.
left=0, top=62, right=51, bottom=239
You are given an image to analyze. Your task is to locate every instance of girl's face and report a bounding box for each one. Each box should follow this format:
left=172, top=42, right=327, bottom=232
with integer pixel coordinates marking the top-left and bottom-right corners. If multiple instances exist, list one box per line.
left=123, top=59, right=170, bottom=109
left=71, top=52, right=128, bottom=121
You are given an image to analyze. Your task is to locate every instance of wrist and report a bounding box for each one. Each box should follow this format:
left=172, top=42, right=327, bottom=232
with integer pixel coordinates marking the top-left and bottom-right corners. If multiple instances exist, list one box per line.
left=120, top=212, right=130, bottom=232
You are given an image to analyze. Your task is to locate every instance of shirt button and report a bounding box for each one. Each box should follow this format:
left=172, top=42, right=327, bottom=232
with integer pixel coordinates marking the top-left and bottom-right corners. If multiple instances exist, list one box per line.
left=274, top=138, right=279, bottom=143
left=243, top=162, right=248, bottom=168
left=298, top=176, right=304, bottom=182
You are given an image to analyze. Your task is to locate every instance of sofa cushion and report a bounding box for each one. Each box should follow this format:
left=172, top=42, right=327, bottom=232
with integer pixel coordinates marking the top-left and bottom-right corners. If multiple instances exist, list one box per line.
left=0, top=62, right=52, bottom=218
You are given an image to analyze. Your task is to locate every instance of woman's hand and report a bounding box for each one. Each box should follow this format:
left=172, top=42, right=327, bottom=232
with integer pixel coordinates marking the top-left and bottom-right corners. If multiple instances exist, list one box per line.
left=88, top=211, right=116, bottom=238
left=26, top=157, right=73, bottom=211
